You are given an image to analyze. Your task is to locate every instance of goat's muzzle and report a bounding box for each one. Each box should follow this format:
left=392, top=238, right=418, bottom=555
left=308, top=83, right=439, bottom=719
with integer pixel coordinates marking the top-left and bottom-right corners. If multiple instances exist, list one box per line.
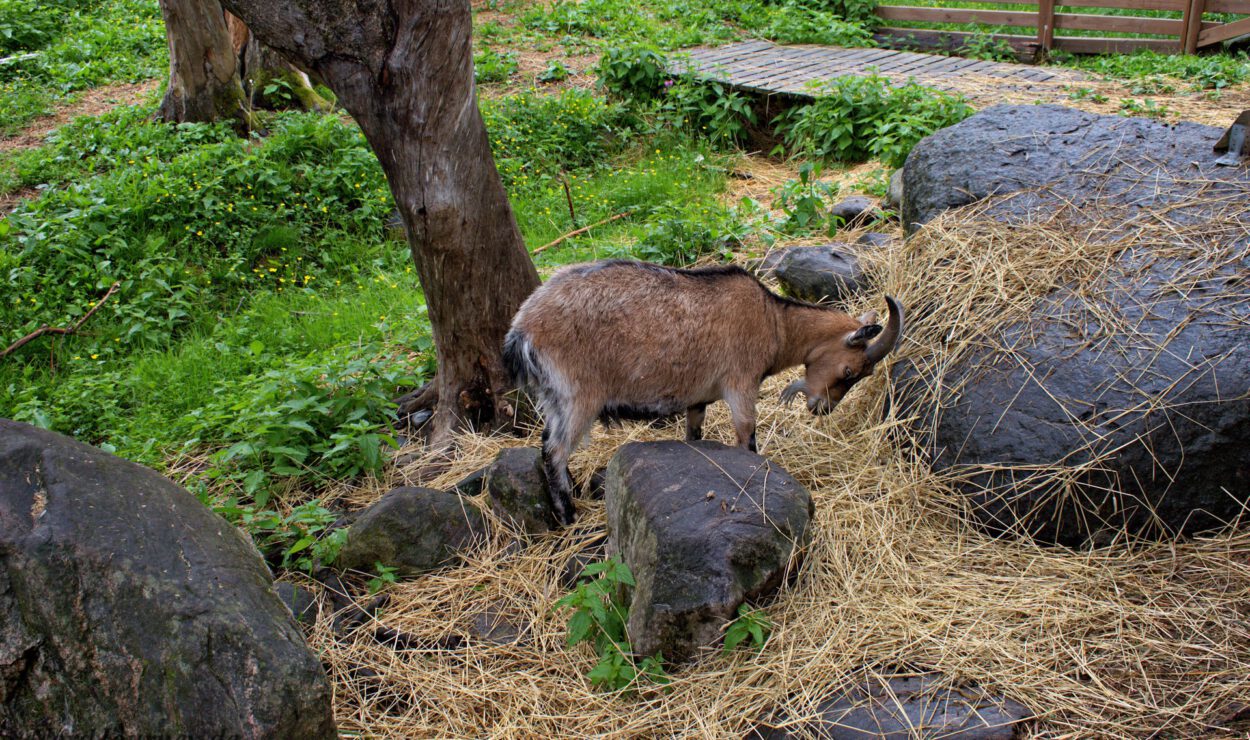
left=781, top=379, right=833, bottom=415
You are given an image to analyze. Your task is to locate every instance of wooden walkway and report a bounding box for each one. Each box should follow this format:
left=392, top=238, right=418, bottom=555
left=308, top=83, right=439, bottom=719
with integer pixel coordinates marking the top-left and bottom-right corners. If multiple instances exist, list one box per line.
left=672, top=41, right=1082, bottom=98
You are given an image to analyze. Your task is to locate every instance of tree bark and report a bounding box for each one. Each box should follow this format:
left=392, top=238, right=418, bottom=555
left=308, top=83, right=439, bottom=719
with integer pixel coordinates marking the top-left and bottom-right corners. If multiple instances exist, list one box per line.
left=157, top=0, right=251, bottom=131
left=216, top=0, right=541, bottom=443
left=225, top=12, right=332, bottom=112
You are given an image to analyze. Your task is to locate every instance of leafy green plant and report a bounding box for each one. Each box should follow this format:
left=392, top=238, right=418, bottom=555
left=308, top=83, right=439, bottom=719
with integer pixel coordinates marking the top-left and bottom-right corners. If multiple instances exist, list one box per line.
left=1066, top=49, right=1250, bottom=91
left=201, top=493, right=346, bottom=573
left=555, top=557, right=670, bottom=692
left=775, top=74, right=973, bottom=168
left=538, top=60, right=571, bottom=83
left=723, top=603, right=772, bottom=654
left=207, top=355, right=415, bottom=499
left=772, top=162, right=841, bottom=236
left=961, top=33, right=1017, bottom=63
left=760, top=4, right=874, bottom=46
left=663, top=80, right=756, bottom=147
left=1066, top=86, right=1108, bottom=104
left=474, top=48, right=519, bottom=83
left=481, top=88, right=633, bottom=187
left=368, top=562, right=400, bottom=594
left=1118, top=97, right=1169, bottom=119
left=598, top=45, right=669, bottom=100
left=635, top=200, right=746, bottom=265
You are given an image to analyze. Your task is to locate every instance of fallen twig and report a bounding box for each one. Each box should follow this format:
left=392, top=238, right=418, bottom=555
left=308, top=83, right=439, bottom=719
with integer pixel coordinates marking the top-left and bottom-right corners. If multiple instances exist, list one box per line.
left=531, top=211, right=631, bottom=255
left=1, top=282, right=121, bottom=360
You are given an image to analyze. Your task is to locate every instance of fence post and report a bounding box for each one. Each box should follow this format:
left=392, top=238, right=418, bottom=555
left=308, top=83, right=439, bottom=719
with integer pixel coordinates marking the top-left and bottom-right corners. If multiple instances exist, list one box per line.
left=1036, top=0, right=1056, bottom=52
left=1182, top=0, right=1207, bottom=53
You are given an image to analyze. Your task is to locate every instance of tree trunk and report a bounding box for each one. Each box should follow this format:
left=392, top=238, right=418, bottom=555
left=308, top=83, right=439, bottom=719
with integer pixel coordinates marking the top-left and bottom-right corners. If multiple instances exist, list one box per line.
left=216, top=0, right=541, bottom=444
left=157, top=0, right=251, bottom=131
left=225, top=12, right=332, bottom=112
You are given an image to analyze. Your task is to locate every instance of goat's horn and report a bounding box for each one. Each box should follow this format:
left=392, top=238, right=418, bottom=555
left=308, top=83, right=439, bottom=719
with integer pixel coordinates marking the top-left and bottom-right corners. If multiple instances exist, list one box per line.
left=780, top=379, right=808, bottom=405
left=864, top=296, right=904, bottom=365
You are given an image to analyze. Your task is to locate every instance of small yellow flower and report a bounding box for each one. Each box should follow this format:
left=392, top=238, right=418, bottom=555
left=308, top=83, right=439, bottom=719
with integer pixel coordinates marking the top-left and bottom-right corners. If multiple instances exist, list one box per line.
left=90, top=354, right=98, bottom=359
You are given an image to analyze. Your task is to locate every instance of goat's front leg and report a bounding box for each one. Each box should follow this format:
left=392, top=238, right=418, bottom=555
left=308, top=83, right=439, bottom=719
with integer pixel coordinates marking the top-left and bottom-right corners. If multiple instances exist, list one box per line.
left=724, top=389, right=758, bottom=453
left=685, top=403, right=708, bottom=441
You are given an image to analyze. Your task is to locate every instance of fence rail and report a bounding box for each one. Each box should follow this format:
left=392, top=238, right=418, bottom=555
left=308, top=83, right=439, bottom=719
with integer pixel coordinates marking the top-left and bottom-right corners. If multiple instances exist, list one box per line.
left=874, top=0, right=1250, bottom=55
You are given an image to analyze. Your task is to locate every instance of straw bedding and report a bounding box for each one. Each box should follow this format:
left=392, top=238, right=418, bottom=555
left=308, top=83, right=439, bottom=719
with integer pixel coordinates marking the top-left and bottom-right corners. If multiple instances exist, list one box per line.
left=299, top=178, right=1250, bottom=738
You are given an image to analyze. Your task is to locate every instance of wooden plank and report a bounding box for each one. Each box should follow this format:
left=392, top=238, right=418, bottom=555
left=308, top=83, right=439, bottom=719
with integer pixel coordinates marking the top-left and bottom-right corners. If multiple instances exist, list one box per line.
left=1051, top=34, right=1180, bottom=52
left=1038, top=0, right=1057, bottom=50
left=874, top=28, right=1042, bottom=60
left=1054, top=11, right=1184, bottom=34
left=875, top=6, right=1038, bottom=27
left=1182, top=0, right=1206, bottom=52
left=742, top=57, right=852, bottom=89
left=1205, top=0, right=1250, bottom=10
left=1198, top=14, right=1250, bottom=45
left=1058, top=0, right=1186, bottom=9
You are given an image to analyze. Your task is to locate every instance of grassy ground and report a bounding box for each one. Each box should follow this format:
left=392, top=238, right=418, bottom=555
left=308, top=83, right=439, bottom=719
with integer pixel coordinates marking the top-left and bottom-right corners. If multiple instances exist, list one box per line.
left=3, top=0, right=1250, bottom=735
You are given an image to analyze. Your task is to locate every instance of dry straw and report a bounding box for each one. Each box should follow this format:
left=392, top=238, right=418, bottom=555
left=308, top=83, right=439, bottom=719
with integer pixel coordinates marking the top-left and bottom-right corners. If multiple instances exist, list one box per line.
left=304, top=177, right=1250, bottom=738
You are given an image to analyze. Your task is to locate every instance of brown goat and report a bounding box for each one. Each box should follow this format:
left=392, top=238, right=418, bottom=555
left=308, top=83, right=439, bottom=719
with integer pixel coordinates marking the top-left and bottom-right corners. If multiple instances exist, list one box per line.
left=503, top=259, right=903, bottom=525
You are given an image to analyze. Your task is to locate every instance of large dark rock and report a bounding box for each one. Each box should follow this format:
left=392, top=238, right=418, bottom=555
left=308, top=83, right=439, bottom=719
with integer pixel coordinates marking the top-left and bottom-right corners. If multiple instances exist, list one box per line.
left=902, top=104, right=1233, bottom=235
left=751, top=672, right=1031, bottom=739
left=606, top=441, right=813, bottom=662
left=338, top=486, right=486, bottom=575
left=486, top=447, right=557, bottom=535
left=773, top=244, right=865, bottom=305
left=896, top=105, right=1250, bottom=545
left=0, top=420, right=335, bottom=738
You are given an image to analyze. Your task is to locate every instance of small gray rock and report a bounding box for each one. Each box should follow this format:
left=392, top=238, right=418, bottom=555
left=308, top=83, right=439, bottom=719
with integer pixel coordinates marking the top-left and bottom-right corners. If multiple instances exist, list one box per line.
left=828, top=196, right=879, bottom=228
left=886, top=169, right=904, bottom=210
left=486, top=447, right=557, bottom=535
left=338, top=487, right=486, bottom=575
left=274, top=582, right=319, bottom=625
left=774, top=245, right=865, bottom=305
left=560, top=537, right=608, bottom=590
left=855, top=231, right=895, bottom=248
left=453, top=466, right=488, bottom=497
left=607, top=441, right=813, bottom=662
left=750, top=672, right=1031, bottom=739
left=468, top=602, right=526, bottom=645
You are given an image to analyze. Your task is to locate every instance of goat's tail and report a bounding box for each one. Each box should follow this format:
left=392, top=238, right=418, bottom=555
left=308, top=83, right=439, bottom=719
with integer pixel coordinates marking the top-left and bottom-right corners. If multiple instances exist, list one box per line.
left=503, top=327, right=542, bottom=392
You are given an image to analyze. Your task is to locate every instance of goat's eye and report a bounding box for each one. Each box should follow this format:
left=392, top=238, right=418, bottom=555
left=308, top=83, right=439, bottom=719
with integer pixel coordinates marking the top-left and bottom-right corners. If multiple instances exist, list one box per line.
left=844, top=367, right=854, bottom=379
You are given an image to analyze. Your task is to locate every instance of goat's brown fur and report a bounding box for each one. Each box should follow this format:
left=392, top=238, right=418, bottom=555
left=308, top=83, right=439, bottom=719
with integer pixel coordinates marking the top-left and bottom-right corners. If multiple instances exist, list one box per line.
left=504, top=259, right=902, bottom=524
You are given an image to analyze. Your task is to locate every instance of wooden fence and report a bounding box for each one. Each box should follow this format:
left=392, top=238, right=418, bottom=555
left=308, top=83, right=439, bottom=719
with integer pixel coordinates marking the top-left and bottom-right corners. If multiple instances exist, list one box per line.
left=874, top=0, right=1250, bottom=55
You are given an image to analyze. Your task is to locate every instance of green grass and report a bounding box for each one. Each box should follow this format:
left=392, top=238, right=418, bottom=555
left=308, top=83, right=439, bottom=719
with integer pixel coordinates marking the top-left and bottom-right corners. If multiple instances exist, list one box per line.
left=0, top=0, right=166, bottom=134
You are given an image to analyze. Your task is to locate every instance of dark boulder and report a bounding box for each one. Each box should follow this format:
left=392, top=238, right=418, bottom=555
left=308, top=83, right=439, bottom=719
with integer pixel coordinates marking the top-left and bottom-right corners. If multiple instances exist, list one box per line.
left=902, top=104, right=1232, bottom=235
left=896, top=105, right=1250, bottom=544
left=773, top=244, right=865, bottom=305
left=486, top=447, right=557, bottom=535
left=606, top=441, right=812, bottom=662
left=751, top=672, right=1031, bottom=739
left=338, top=486, right=485, bottom=575
left=0, top=420, right=335, bottom=738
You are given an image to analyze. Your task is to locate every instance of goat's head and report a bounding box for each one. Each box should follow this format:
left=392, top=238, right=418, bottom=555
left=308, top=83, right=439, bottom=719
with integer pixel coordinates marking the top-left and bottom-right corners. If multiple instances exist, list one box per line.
left=780, top=296, right=904, bottom=415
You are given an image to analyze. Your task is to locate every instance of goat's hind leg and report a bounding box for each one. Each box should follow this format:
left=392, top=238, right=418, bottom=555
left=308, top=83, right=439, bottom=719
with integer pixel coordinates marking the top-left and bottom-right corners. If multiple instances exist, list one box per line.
left=539, top=400, right=596, bottom=527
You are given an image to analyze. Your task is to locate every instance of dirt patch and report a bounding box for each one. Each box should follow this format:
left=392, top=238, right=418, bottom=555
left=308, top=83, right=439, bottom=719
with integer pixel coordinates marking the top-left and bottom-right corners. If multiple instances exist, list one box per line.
left=0, top=79, right=159, bottom=154
left=0, top=186, right=39, bottom=217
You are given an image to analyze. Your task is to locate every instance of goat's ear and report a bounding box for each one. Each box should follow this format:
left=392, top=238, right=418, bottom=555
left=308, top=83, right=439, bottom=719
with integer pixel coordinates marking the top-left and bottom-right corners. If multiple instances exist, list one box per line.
left=844, top=324, right=883, bottom=349
left=857, top=309, right=879, bottom=325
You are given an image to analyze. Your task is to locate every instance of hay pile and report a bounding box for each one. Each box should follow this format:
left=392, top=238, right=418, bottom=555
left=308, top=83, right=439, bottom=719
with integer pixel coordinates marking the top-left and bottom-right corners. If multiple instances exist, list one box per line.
left=306, top=185, right=1250, bottom=737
